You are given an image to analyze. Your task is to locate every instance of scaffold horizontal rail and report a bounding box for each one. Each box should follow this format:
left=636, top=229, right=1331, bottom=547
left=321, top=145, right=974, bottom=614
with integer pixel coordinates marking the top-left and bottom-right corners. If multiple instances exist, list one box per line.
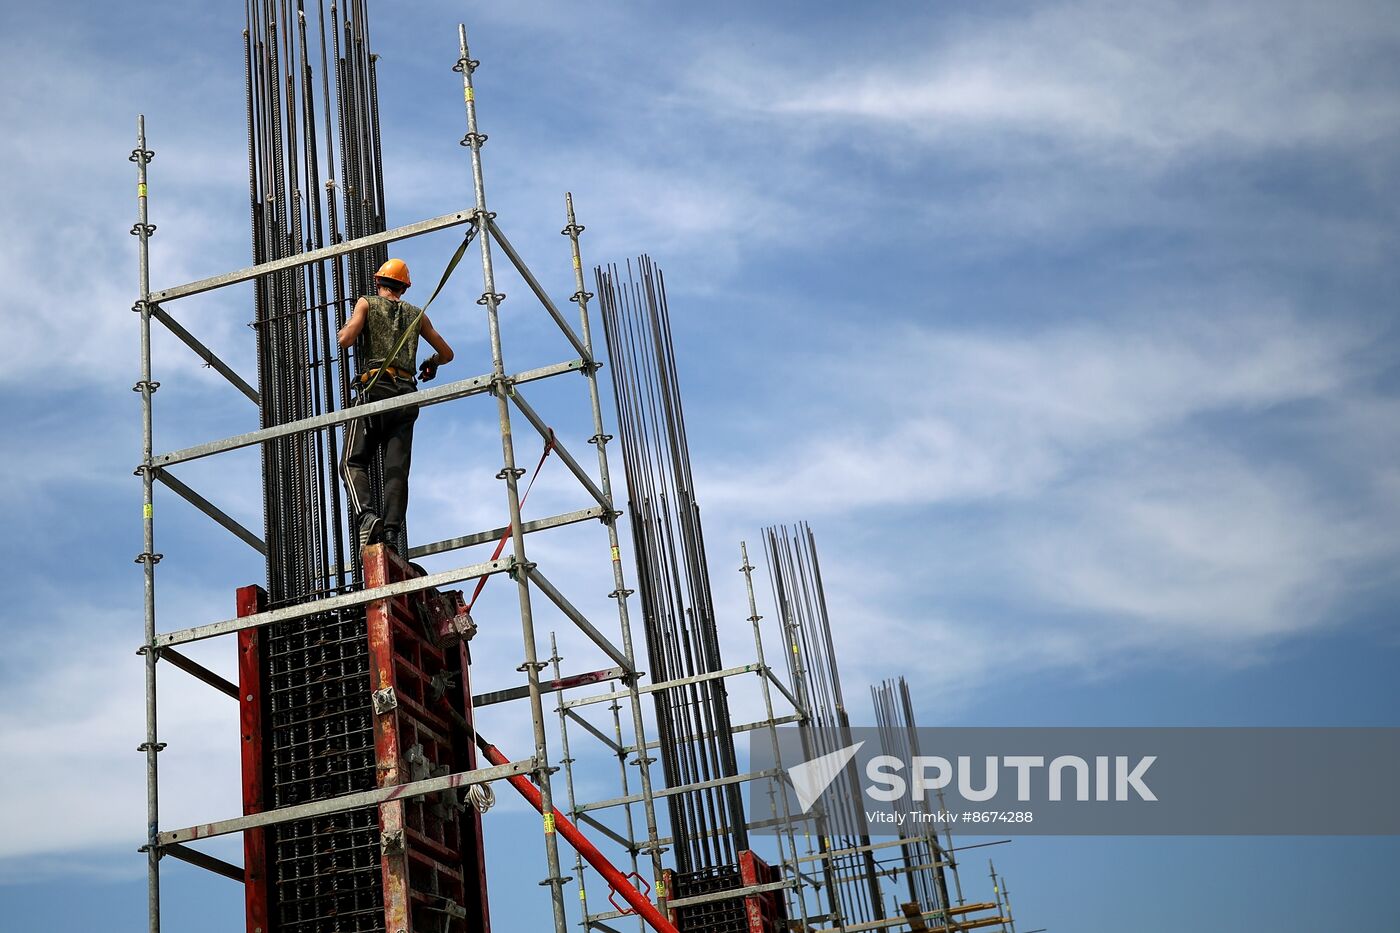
left=152, top=359, right=583, bottom=468
left=797, top=835, right=949, bottom=864
left=152, top=556, right=515, bottom=647
left=472, top=665, right=628, bottom=708
left=577, top=767, right=780, bottom=813
left=157, top=756, right=536, bottom=845
left=327, top=504, right=606, bottom=576
left=561, top=663, right=763, bottom=710
left=586, top=878, right=794, bottom=924
left=409, top=504, right=605, bottom=560
left=813, top=910, right=1008, bottom=933
left=623, top=712, right=803, bottom=756
left=151, top=208, right=478, bottom=303
left=653, top=812, right=812, bottom=848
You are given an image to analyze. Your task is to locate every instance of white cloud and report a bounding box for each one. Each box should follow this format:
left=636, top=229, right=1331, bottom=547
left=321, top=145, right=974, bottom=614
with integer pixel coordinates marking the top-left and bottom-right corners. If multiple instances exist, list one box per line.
left=705, top=0, right=1400, bottom=160
left=695, top=304, right=1397, bottom=690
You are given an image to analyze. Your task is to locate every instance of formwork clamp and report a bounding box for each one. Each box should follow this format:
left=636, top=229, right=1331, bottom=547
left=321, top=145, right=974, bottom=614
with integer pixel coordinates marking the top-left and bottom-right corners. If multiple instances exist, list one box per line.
left=608, top=871, right=651, bottom=915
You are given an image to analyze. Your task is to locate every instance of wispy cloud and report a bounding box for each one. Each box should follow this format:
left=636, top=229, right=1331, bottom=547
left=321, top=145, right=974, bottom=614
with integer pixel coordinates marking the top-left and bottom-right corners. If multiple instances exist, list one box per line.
left=702, top=0, right=1400, bottom=159
left=696, top=304, right=1398, bottom=695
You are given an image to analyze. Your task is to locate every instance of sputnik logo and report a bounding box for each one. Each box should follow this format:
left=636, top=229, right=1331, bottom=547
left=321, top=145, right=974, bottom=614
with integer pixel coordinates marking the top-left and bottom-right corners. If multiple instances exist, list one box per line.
left=787, top=741, right=864, bottom=813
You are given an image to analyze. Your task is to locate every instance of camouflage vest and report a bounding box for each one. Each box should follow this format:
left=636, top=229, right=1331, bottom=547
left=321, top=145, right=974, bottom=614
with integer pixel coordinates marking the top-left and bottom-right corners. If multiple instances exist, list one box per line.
left=361, top=294, right=421, bottom=375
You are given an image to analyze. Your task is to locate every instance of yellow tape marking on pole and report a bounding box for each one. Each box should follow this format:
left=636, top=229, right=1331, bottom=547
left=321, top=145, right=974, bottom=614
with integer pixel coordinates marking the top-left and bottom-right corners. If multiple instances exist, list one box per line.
left=611, top=546, right=620, bottom=562
left=138, top=183, right=148, bottom=199
left=543, top=812, right=556, bottom=834
left=144, top=503, right=153, bottom=519
left=464, top=87, right=475, bottom=103
left=572, top=255, right=581, bottom=270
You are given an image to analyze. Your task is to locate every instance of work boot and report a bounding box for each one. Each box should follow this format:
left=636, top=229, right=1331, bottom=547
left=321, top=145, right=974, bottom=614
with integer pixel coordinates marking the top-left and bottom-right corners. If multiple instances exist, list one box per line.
left=358, top=511, right=384, bottom=551
left=384, top=526, right=403, bottom=554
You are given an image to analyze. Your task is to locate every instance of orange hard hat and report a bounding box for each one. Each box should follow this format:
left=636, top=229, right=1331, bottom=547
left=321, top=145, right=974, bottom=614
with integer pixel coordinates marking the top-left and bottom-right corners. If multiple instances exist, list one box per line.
left=375, top=258, right=411, bottom=288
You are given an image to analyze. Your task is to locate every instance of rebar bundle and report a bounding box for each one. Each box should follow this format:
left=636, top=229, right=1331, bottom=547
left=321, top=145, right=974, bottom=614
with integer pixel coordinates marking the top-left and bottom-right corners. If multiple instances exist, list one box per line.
left=872, top=677, right=954, bottom=915
left=763, top=523, right=885, bottom=928
left=247, top=0, right=390, bottom=603
left=244, top=2, right=390, bottom=928
left=596, top=257, right=749, bottom=876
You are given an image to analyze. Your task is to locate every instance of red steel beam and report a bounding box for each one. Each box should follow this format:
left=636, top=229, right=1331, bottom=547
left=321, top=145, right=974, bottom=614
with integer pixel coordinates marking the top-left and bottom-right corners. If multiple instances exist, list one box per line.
left=475, top=736, right=680, bottom=933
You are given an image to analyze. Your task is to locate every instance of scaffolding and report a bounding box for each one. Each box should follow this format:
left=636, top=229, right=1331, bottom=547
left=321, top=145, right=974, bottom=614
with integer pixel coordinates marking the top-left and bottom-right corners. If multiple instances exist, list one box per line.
left=130, top=18, right=810, bottom=933
left=130, top=15, right=1032, bottom=933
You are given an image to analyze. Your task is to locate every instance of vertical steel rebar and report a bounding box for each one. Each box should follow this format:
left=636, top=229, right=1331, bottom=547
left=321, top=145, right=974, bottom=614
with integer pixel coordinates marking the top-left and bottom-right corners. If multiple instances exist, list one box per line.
left=132, top=114, right=162, bottom=933
left=563, top=194, right=668, bottom=911
left=597, top=257, right=748, bottom=879
left=456, top=24, right=568, bottom=932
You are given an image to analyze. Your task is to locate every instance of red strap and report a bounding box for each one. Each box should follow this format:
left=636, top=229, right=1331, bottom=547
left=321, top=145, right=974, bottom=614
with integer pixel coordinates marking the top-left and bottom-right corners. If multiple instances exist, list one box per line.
left=467, top=430, right=556, bottom=612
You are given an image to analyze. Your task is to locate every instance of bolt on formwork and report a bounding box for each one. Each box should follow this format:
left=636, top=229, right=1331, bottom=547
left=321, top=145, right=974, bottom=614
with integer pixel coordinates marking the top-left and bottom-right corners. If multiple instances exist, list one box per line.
left=129, top=19, right=691, bottom=933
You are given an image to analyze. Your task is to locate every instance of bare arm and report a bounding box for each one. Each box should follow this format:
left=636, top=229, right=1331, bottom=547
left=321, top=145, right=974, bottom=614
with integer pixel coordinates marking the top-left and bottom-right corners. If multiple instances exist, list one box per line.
left=338, top=297, right=370, bottom=348
left=420, top=313, right=454, bottom=362
left=417, top=313, right=454, bottom=381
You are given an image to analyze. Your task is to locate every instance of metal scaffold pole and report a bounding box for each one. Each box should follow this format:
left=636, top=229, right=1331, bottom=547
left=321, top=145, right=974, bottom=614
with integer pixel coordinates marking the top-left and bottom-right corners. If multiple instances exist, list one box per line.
left=549, top=633, right=593, bottom=924
left=131, top=114, right=163, bottom=933
left=563, top=191, right=668, bottom=911
left=740, top=540, right=812, bottom=932
left=455, top=23, right=569, bottom=932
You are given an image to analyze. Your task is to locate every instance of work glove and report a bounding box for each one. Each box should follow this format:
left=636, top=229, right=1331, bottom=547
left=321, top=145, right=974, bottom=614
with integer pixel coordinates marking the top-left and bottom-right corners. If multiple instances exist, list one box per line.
left=418, top=355, right=440, bottom=382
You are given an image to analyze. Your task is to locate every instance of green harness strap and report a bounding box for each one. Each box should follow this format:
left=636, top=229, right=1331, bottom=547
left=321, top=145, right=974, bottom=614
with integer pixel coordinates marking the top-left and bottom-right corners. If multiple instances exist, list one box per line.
left=358, top=223, right=478, bottom=398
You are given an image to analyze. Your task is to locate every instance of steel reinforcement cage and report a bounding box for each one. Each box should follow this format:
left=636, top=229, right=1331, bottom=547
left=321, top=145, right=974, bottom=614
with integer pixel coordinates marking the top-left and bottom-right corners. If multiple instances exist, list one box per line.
left=129, top=21, right=825, bottom=933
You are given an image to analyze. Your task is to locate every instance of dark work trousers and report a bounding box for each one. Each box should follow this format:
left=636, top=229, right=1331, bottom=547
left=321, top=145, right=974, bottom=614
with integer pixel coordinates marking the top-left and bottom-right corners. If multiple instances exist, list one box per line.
left=340, top=375, right=420, bottom=537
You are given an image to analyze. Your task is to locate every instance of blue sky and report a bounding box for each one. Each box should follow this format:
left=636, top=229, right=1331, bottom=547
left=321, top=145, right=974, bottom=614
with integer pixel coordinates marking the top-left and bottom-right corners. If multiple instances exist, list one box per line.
left=4, top=0, right=1399, bottom=930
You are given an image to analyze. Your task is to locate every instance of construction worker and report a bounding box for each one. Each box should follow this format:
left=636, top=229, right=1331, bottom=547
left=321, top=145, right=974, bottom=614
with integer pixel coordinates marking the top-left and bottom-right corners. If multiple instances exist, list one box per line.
left=338, top=257, right=455, bottom=552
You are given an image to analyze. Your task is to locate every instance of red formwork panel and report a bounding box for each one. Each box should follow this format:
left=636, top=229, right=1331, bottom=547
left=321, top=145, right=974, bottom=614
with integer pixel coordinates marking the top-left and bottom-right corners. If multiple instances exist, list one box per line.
left=237, top=585, right=271, bottom=933
left=364, top=544, right=490, bottom=933
left=665, top=852, right=787, bottom=933
left=737, top=850, right=788, bottom=933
